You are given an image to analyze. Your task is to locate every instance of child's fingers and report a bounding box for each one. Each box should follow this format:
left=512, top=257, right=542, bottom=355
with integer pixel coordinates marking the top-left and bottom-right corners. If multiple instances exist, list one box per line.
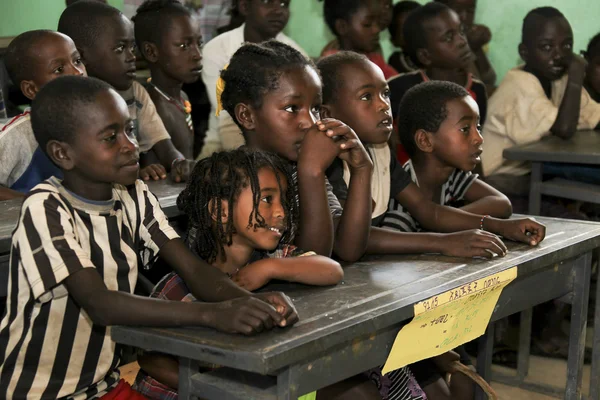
left=339, top=138, right=361, bottom=150
left=139, top=169, right=150, bottom=181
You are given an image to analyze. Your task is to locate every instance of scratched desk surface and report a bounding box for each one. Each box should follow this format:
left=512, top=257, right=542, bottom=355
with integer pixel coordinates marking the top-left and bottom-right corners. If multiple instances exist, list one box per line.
left=0, top=179, right=186, bottom=254
left=503, top=129, right=600, bottom=164
left=112, top=217, right=600, bottom=375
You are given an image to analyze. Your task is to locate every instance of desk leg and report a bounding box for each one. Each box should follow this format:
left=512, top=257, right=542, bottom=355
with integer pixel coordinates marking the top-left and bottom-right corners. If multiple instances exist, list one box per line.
left=566, top=251, right=592, bottom=400
left=528, top=162, right=542, bottom=215
left=591, top=248, right=600, bottom=400
left=517, top=308, right=532, bottom=380
left=277, top=365, right=300, bottom=400
left=476, top=323, right=495, bottom=400
left=180, top=357, right=199, bottom=400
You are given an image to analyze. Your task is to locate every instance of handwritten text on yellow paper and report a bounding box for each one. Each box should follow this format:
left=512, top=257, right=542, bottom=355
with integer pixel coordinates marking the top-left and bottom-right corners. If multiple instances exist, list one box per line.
left=382, top=267, right=517, bottom=375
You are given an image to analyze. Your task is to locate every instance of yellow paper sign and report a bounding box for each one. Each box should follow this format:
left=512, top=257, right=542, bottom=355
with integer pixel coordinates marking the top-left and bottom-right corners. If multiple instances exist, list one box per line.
left=382, top=266, right=517, bottom=375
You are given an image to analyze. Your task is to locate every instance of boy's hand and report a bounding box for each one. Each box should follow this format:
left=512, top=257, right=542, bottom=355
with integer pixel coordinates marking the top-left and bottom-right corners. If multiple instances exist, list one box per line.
left=207, top=297, right=283, bottom=335
left=233, top=260, right=274, bottom=291
left=170, top=159, right=196, bottom=183
left=433, top=350, right=461, bottom=373
left=488, top=217, right=546, bottom=246
left=317, top=119, right=373, bottom=172
left=467, top=24, right=492, bottom=50
left=440, top=229, right=508, bottom=258
left=139, top=164, right=167, bottom=181
left=297, top=123, right=342, bottom=174
left=253, top=292, right=299, bottom=328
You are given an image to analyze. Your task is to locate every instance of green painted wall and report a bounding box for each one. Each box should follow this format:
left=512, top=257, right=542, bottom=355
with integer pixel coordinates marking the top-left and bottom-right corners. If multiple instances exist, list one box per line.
left=284, top=0, right=600, bottom=83
left=1, top=0, right=598, bottom=83
left=0, top=0, right=123, bottom=37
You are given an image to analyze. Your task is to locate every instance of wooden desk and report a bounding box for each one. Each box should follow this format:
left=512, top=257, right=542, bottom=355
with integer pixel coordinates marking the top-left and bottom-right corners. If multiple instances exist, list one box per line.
left=503, top=130, right=600, bottom=215
left=112, top=217, right=600, bottom=400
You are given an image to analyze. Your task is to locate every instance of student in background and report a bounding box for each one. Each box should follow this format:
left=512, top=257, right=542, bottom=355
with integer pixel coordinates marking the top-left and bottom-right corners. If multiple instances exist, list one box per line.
left=387, top=1, right=421, bottom=74
left=133, top=0, right=203, bottom=160
left=320, top=0, right=399, bottom=79
left=58, top=0, right=196, bottom=182
left=133, top=148, right=342, bottom=399
left=482, top=7, right=600, bottom=196
left=0, top=75, right=297, bottom=399
left=435, top=0, right=496, bottom=93
left=201, top=0, right=306, bottom=158
left=583, top=33, right=600, bottom=103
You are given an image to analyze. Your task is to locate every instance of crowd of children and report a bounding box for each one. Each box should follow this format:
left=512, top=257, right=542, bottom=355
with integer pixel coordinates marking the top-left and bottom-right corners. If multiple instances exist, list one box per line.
left=1, top=0, right=599, bottom=398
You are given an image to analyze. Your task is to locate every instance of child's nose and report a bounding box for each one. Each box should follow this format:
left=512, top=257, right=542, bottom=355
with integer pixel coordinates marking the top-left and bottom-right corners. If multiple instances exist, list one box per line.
left=68, top=63, right=85, bottom=76
left=121, top=131, right=139, bottom=153
left=299, top=109, right=316, bottom=130
left=191, top=44, right=202, bottom=61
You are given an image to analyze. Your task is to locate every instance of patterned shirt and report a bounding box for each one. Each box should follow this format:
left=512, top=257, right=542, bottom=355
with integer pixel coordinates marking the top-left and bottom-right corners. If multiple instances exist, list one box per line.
left=0, top=177, right=178, bottom=399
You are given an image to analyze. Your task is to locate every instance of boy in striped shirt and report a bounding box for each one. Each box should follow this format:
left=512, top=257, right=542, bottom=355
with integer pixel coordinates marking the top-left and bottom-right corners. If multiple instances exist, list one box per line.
left=0, top=76, right=297, bottom=399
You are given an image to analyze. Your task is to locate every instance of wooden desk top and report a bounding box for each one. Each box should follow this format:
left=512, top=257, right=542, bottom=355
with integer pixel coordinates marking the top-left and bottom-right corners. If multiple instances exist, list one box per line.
left=112, top=217, right=600, bottom=375
left=0, top=179, right=186, bottom=254
left=503, top=130, right=600, bottom=164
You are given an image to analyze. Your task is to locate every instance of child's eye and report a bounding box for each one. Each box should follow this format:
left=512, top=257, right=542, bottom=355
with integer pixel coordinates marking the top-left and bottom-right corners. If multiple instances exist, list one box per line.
left=541, top=44, right=552, bottom=52
left=445, top=33, right=454, bottom=42
left=261, top=195, right=273, bottom=204
left=125, top=124, right=136, bottom=138
left=311, top=106, right=321, bottom=119
left=476, top=124, right=482, bottom=132
left=114, top=45, right=125, bottom=53
left=53, top=66, right=64, bottom=74
left=74, top=57, right=83, bottom=65
left=103, top=132, right=117, bottom=143
left=284, top=105, right=296, bottom=113
left=360, top=93, right=372, bottom=101
left=130, top=44, right=137, bottom=53
left=564, top=43, right=573, bottom=50
left=179, top=42, right=189, bottom=49
left=383, top=89, right=391, bottom=98
left=460, top=126, right=470, bottom=134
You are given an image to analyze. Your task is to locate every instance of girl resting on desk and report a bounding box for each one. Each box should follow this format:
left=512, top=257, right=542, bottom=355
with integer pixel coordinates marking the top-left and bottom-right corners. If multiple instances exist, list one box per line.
left=133, top=147, right=343, bottom=400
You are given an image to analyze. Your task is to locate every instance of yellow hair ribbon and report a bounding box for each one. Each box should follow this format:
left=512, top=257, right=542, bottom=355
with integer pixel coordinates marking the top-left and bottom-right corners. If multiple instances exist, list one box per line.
left=215, top=64, right=229, bottom=117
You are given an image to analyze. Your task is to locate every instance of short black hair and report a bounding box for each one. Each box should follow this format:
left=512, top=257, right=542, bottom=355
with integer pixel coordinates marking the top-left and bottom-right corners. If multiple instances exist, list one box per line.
left=220, top=40, right=317, bottom=132
left=584, top=32, right=600, bottom=60
left=521, top=7, right=566, bottom=46
left=320, top=0, right=368, bottom=37
left=388, top=1, right=421, bottom=38
left=4, top=30, right=56, bottom=85
left=317, top=51, right=369, bottom=105
left=403, top=2, right=452, bottom=67
left=31, top=76, right=113, bottom=158
left=177, top=147, right=298, bottom=263
left=58, top=0, right=123, bottom=51
left=398, top=80, right=469, bottom=157
left=132, top=0, right=192, bottom=54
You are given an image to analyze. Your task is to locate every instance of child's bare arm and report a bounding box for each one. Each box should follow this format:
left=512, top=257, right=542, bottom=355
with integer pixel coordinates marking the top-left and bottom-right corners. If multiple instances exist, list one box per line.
left=64, top=267, right=284, bottom=334
left=138, top=353, right=179, bottom=389
left=397, top=183, right=546, bottom=245
left=0, top=186, right=25, bottom=201
left=233, top=255, right=343, bottom=291
left=551, top=55, right=587, bottom=139
left=460, top=180, right=512, bottom=218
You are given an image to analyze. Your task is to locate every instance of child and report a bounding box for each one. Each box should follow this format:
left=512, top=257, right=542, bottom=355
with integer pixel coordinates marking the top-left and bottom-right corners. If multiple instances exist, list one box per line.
left=387, top=1, right=421, bottom=74
left=482, top=7, right=600, bottom=195
left=320, top=0, right=399, bottom=79
left=201, top=0, right=307, bottom=158
left=435, top=0, right=497, bottom=92
left=133, top=148, right=343, bottom=398
left=0, top=75, right=297, bottom=399
left=583, top=33, right=600, bottom=103
left=0, top=30, right=163, bottom=201
left=133, top=0, right=203, bottom=160
left=58, top=0, right=195, bottom=182
left=388, top=2, right=487, bottom=127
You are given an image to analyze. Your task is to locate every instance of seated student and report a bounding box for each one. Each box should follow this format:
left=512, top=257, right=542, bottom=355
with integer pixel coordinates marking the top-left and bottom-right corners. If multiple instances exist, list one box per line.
left=320, top=0, right=399, bottom=79
left=201, top=0, right=307, bottom=159
left=0, top=75, right=297, bottom=399
left=583, top=33, right=600, bottom=103
left=133, top=148, right=343, bottom=399
left=133, top=0, right=203, bottom=160
left=0, top=30, right=165, bottom=201
left=387, top=1, right=421, bottom=74
left=435, top=0, right=497, bottom=93
left=58, top=0, right=196, bottom=182
left=388, top=2, right=487, bottom=128
left=482, top=7, right=600, bottom=195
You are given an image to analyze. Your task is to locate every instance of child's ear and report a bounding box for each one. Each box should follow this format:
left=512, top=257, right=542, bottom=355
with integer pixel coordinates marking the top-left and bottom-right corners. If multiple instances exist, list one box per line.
left=320, top=105, right=332, bottom=119
left=518, top=43, right=529, bottom=62
left=208, top=198, right=229, bottom=224
left=238, top=0, right=249, bottom=17
left=141, top=42, right=159, bottom=63
left=414, top=129, right=434, bottom=153
left=20, top=80, right=39, bottom=100
left=47, top=140, right=76, bottom=170
left=416, top=48, right=431, bottom=67
left=335, top=19, right=350, bottom=38
left=234, top=103, right=256, bottom=131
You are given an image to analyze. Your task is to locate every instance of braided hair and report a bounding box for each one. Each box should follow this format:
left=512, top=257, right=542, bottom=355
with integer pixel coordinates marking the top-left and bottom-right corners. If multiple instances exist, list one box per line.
left=177, top=147, right=298, bottom=263
left=219, top=40, right=318, bottom=133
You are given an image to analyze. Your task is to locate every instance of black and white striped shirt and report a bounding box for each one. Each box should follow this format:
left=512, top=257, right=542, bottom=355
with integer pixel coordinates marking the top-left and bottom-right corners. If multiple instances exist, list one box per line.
left=0, top=177, right=178, bottom=399
left=382, top=160, right=478, bottom=232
